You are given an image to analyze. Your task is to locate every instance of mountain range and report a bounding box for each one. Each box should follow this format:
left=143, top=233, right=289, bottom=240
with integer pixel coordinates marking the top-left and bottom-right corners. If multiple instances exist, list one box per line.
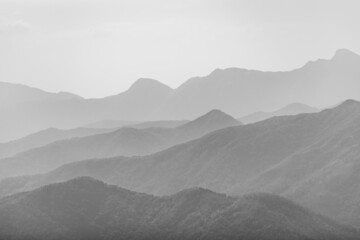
left=0, top=119, right=190, bottom=159
left=239, top=103, right=319, bottom=124
left=0, top=177, right=356, bottom=240
left=1, top=49, right=360, bottom=142
left=3, top=49, right=360, bottom=238
left=0, top=127, right=116, bottom=159
left=83, top=119, right=188, bottom=129
left=3, top=100, right=360, bottom=227
left=0, top=109, right=240, bottom=179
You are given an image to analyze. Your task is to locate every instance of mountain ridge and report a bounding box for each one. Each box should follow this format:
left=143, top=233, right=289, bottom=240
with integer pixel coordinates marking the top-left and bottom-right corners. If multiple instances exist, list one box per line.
left=1, top=49, right=360, bottom=143
left=0, top=177, right=356, bottom=240
left=0, top=109, right=239, bottom=179
left=3, top=100, right=360, bottom=227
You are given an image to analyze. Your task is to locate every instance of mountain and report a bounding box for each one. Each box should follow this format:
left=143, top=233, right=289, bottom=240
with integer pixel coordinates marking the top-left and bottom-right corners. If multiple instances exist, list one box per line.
left=0, top=81, right=82, bottom=106
left=129, top=120, right=189, bottom=129
left=4, top=100, right=360, bottom=227
left=0, top=82, right=83, bottom=142
left=0, top=177, right=356, bottom=240
left=84, top=119, right=188, bottom=129
left=176, top=109, right=240, bottom=139
left=0, top=127, right=116, bottom=159
left=1, top=49, right=360, bottom=143
left=239, top=103, right=319, bottom=124
left=0, top=78, right=173, bottom=143
left=0, top=109, right=240, bottom=179
left=158, top=49, right=360, bottom=119
left=233, top=99, right=360, bottom=226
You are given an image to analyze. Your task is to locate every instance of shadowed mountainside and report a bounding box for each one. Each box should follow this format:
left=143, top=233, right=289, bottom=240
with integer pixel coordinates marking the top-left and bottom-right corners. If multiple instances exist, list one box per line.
left=0, top=177, right=356, bottom=240
left=0, top=127, right=116, bottom=159
left=0, top=119, right=189, bottom=159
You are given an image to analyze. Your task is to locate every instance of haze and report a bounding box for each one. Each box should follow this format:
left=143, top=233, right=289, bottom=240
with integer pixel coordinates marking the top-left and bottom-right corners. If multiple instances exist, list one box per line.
left=0, top=0, right=359, bottom=98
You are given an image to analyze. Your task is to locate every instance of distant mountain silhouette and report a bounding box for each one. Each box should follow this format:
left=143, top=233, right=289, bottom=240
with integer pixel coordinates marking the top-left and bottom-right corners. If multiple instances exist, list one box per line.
left=0, top=109, right=239, bottom=179
left=84, top=119, right=188, bottom=129
left=0, top=127, right=115, bottom=159
left=0, top=78, right=173, bottom=142
left=0, top=177, right=356, bottom=240
left=4, top=100, right=360, bottom=227
left=0, top=82, right=83, bottom=142
left=0, top=81, right=82, bottom=105
left=177, top=109, right=241, bottom=139
left=1, top=49, right=360, bottom=142
left=0, top=118, right=188, bottom=159
left=159, top=49, right=360, bottom=119
left=239, top=103, right=319, bottom=124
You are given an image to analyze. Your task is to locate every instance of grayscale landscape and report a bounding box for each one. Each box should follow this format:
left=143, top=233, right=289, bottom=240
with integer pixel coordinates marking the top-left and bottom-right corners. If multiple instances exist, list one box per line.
left=1, top=0, right=360, bottom=239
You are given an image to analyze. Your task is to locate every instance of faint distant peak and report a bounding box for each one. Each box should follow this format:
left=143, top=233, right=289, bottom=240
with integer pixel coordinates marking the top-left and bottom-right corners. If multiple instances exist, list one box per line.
left=336, top=99, right=360, bottom=109
left=204, top=109, right=226, bottom=116
left=128, top=78, right=173, bottom=92
left=0, top=81, right=82, bottom=100
left=189, top=109, right=239, bottom=126
left=333, top=48, right=359, bottom=59
left=301, top=49, right=360, bottom=70
left=279, top=102, right=318, bottom=112
left=329, top=99, right=360, bottom=116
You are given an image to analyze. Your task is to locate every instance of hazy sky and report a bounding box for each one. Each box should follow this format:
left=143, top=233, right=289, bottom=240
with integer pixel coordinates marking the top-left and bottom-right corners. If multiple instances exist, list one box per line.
left=0, top=0, right=359, bottom=98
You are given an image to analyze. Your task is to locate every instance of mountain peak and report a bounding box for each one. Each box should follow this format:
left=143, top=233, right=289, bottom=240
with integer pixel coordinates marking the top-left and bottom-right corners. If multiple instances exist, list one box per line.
left=128, top=78, right=172, bottom=92
left=178, top=109, right=240, bottom=132
left=335, top=99, right=360, bottom=109
left=329, top=99, right=360, bottom=119
left=332, top=48, right=359, bottom=60
left=278, top=103, right=318, bottom=113
left=190, top=109, right=239, bottom=125
left=204, top=109, right=228, bottom=117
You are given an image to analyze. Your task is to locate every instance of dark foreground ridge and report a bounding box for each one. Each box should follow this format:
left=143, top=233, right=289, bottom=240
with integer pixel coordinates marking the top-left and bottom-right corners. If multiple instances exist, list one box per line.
left=0, top=177, right=357, bottom=240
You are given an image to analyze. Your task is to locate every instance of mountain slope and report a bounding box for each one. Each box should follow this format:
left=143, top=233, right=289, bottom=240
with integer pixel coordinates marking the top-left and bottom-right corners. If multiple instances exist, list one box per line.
left=0, top=78, right=173, bottom=143
left=0, top=109, right=239, bottom=179
left=226, top=100, right=360, bottom=227
left=129, top=120, right=189, bottom=129
left=0, top=177, right=356, bottom=240
left=0, top=107, right=322, bottom=196
left=0, top=81, right=82, bottom=105
left=0, top=82, right=83, bottom=142
left=239, top=103, right=319, bottom=124
left=0, top=127, right=116, bottom=159
left=83, top=119, right=188, bottom=130
left=3, top=100, right=360, bottom=228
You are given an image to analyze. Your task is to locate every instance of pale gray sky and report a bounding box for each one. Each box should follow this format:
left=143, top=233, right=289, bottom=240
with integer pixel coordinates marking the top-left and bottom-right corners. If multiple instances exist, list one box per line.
left=0, top=0, right=359, bottom=98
